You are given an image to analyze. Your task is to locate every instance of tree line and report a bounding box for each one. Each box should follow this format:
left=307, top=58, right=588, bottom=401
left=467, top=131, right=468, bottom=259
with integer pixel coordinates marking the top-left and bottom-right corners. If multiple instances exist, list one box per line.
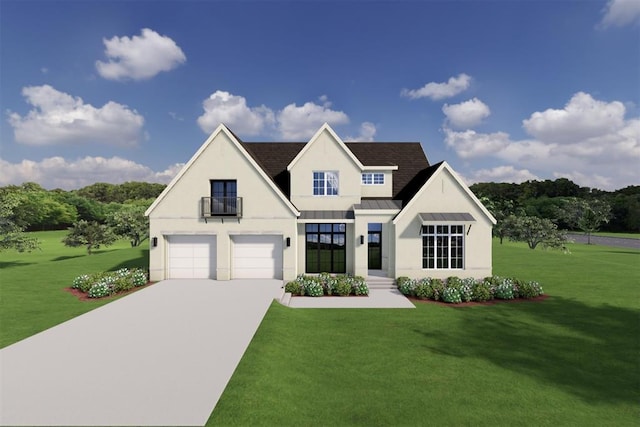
left=470, top=178, right=640, bottom=233
left=0, top=182, right=166, bottom=253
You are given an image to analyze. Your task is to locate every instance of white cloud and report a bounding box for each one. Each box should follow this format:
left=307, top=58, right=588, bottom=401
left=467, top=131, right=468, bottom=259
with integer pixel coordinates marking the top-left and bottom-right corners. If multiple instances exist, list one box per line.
left=0, top=156, right=182, bottom=190
left=444, top=128, right=512, bottom=158
left=401, top=74, right=471, bottom=100
left=197, top=91, right=354, bottom=140
left=445, top=92, right=639, bottom=190
left=468, top=166, right=539, bottom=184
left=7, top=85, right=145, bottom=146
left=523, top=92, right=626, bottom=143
left=599, top=0, right=640, bottom=28
left=344, top=122, right=377, bottom=142
left=442, top=98, right=491, bottom=129
left=197, top=91, right=275, bottom=135
left=95, top=28, right=186, bottom=81
left=277, top=101, right=349, bottom=140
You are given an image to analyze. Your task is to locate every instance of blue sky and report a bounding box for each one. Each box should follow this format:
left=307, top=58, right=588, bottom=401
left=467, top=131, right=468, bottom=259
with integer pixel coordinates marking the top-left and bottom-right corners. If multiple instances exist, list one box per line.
left=1, top=0, right=638, bottom=191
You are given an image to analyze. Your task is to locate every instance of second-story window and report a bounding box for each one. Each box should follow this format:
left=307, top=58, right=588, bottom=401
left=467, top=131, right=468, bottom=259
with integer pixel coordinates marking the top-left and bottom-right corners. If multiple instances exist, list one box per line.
left=362, top=173, right=384, bottom=185
left=313, top=171, right=339, bottom=196
left=210, top=180, right=237, bottom=215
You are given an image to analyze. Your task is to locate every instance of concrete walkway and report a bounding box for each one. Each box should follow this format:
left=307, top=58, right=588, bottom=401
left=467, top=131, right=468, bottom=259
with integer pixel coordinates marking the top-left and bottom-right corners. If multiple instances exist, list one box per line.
left=0, top=279, right=283, bottom=427
left=288, top=288, right=415, bottom=308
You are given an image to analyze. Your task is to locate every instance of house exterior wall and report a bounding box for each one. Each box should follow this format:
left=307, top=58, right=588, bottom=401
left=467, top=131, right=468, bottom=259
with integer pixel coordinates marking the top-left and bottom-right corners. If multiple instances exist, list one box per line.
left=360, top=170, right=393, bottom=198
left=289, top=129, right=362, bottom=210
left=148, top=131, right=297, bottom=281
left=393, top=167, right=493, bottom=279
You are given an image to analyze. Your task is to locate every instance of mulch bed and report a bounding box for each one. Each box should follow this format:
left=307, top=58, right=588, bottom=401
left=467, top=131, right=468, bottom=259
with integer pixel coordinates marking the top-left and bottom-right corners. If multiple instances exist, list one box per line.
left=409, top=294, right=549, bottom=307
left=63, top=282, right=155, bottom=301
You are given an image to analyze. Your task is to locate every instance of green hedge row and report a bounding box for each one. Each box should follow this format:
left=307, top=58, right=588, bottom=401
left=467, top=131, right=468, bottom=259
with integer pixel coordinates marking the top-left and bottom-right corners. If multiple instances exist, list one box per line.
left=285, top=273, right=369, bottom=297
left=71, top=268, right=149, bottom=298
left=396, top=276, right=543, bottom=304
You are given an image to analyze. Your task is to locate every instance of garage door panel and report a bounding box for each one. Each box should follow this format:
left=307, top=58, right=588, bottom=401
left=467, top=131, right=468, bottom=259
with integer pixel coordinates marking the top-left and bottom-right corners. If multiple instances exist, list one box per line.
left=167, top=235, right=216, bottom=279
left=232, top=235, right=282, bottom=279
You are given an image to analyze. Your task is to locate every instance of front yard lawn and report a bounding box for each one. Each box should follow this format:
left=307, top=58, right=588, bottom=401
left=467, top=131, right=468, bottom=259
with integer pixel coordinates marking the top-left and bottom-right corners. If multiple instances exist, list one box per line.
left=209, top=240, right=639, bottom=426
left=0, top=230, right=148, bottom=348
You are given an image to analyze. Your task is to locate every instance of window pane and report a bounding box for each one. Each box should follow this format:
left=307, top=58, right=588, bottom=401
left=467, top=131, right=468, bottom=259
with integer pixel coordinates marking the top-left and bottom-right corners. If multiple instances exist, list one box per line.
left=373, top=173, right=384, bottom=184
left=326, top=172, right=339, bottom=195
left=362, top=173, right=372, bottom=184
left=437, top=225, right=447, bottom=234
left=334, top=223, right=346, bottom=232
left=306, top=224, right=318, bottom=233
left=368, top=223, right=382, bottom=232
left=319, top=224, right=332, bottom=232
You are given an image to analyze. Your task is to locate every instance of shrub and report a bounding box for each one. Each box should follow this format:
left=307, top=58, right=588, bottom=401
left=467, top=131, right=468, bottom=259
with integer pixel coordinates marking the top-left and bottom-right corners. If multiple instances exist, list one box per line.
left=351, top=276, right=369, bottom=296
left=442, top=287, right=462, bottom=304
left=396, top=277, right=411, bottom=289
left=472, top=280, right=493, bottom=302
left=460, top=277, right=476, bottom=302
left=112, top=276, right=134, bottom=293
left=430, top=278, right=445, bottom=301
left=334, top=276, right=352, bottom=296
left=72, top=274, right=91, bottom=291
left=398, top=278, right=416, bottom=296
left=518, top=280, right=544, bottom=298
left=495, top=277, right=515, bottom=300
left=317, top=272, right=337, bottom=295
left=130, top=269, right=148, bottom=287
left=285, top=280, right=302, bottom=295
left=304, top=279, right=324, bottom=297
left=88, top=282, right=111, bottom=298
left=414, top=278, right=433, bottom=299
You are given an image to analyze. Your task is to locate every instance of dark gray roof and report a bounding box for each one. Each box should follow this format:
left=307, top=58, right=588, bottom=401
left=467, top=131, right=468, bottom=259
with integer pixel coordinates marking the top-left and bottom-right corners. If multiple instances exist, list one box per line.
left=354, top=200, right=403, bottom=210
left=419, top=212, right=476, bottom=222
left=241, top=141, right=430, bottom=204
left=299, top=210, right=355, bottom=220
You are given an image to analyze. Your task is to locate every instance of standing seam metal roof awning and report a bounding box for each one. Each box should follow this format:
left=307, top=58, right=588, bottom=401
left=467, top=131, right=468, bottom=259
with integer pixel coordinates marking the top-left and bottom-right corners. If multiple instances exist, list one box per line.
left=419, top=212, right=476, bottom=222
left=299, top=210, right=355, bottom=221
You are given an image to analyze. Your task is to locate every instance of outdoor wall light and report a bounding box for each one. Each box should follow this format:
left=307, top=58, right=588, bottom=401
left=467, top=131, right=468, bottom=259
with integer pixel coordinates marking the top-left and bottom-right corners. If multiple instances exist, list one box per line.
left=152, top=237, right=158, bottom=247
left=286, top=237, right=291, bottom=247
left=359, top=235, right=365, bottom=245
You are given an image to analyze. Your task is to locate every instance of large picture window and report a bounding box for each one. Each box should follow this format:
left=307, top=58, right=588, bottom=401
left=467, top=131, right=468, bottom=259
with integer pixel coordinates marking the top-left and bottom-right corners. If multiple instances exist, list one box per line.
left=422, top=225, right=464, bottom=269
left=313, top=171, right=339, bottom=196
left=305, top=223, right=346, bottom=273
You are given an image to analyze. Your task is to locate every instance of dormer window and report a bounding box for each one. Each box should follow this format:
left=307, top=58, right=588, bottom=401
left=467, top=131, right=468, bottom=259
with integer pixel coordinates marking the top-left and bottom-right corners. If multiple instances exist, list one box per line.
left=362, top=173, right=384, bottom=185
left=313, top=171, right=339, bottom=196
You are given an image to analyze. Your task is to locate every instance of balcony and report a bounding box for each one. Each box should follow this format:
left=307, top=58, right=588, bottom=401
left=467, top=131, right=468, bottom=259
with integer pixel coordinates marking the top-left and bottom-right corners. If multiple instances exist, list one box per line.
left=201, top=197, right=243, bottom=219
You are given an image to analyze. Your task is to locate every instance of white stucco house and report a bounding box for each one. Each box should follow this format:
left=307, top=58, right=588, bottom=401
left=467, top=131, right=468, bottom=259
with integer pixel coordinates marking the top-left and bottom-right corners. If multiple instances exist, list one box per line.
left=145, top=123, right=496, bottom=282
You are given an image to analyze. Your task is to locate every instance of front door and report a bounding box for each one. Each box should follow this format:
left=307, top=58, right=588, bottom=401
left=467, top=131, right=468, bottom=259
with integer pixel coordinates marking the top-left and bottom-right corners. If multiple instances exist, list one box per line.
left=368, top=223, right=382, bottom=270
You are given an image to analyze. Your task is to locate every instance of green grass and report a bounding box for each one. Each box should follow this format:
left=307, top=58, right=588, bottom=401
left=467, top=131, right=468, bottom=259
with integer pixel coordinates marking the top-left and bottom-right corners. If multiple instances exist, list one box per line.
left=209, top=240, right=640, bottom=426
left=1, top=232, right=638, bottom=425
left=0, top=230, right=148, bottom=348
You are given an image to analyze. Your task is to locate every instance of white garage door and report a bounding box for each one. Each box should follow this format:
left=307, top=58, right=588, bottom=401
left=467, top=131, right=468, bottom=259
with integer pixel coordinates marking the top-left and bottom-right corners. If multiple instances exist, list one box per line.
left=232, top=235, right=283, bottom=279
left=167, top=235, right=216, bottom=279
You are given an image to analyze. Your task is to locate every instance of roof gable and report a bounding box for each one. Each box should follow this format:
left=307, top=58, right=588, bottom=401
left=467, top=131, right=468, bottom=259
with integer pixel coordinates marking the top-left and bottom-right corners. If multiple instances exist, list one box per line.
left=392, top=161, right=497, bottom=225
left=286, top=123, right=365, bottom=171
left=145, top=124, right=300, bottom=217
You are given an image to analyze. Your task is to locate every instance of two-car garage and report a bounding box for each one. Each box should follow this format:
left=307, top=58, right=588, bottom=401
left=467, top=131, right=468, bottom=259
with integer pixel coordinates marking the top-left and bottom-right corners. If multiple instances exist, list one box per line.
left=166, top=235, right=283, bottom=279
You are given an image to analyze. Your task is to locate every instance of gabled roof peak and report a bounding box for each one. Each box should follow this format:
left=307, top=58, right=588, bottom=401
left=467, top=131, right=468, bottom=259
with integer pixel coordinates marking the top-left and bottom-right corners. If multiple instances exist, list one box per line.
left=286, top=123, right=365, bottom=171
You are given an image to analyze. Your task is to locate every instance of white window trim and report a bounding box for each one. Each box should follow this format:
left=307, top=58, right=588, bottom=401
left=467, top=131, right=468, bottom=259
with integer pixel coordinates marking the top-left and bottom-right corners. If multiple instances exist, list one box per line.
left=362, top=172, right=385, bottom=185
left=313, top=171, right=339, bottom=196
left=421, top=224, right=465, bottom=270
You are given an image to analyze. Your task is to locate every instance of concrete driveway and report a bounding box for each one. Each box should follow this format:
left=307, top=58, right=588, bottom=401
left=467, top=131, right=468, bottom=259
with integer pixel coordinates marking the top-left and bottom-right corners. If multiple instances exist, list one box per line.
left=0, top=279, right=283, bottom=426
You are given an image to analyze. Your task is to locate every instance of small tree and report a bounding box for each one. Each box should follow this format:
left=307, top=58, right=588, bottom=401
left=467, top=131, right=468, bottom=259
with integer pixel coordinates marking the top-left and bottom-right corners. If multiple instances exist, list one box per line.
left=0, top=190, right=39, bottom=252
left=505, top=215, right=567, bottom=250
left=107, top=205, right=149, bottom=247
left=560, top=198, right=612, bottom=244
left=62, top=220, right=117, bottom=254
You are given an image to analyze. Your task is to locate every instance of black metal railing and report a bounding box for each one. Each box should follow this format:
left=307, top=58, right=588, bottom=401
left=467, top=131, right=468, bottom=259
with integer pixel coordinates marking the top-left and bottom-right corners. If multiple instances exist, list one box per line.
left=201, top=197, right=242, bottom=217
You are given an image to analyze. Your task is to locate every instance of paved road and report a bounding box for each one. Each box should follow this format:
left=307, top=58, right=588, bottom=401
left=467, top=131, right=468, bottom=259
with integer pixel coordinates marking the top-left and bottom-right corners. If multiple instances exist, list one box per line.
left=567, top=233, right=640, bottom=250
left=0, top=279, right=283, bottom=426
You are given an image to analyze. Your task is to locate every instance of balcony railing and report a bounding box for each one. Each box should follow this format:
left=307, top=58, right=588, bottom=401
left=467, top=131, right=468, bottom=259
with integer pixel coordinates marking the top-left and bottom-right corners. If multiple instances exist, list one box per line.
left=201, top=197, right=243, bottom=218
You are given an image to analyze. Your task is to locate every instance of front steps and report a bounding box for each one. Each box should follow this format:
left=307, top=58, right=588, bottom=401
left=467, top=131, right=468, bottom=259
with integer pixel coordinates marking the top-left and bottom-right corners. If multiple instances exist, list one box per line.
left=366, top=275, right=396, bottom=290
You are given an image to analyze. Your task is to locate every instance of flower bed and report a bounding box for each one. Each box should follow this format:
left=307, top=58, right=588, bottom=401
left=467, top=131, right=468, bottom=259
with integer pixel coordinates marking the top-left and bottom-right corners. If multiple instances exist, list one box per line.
left=396, top=275, right=543, bottom=304
left=285, top=273, right=369, bottom=297
left=71, top=268, right=149, bottom=299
